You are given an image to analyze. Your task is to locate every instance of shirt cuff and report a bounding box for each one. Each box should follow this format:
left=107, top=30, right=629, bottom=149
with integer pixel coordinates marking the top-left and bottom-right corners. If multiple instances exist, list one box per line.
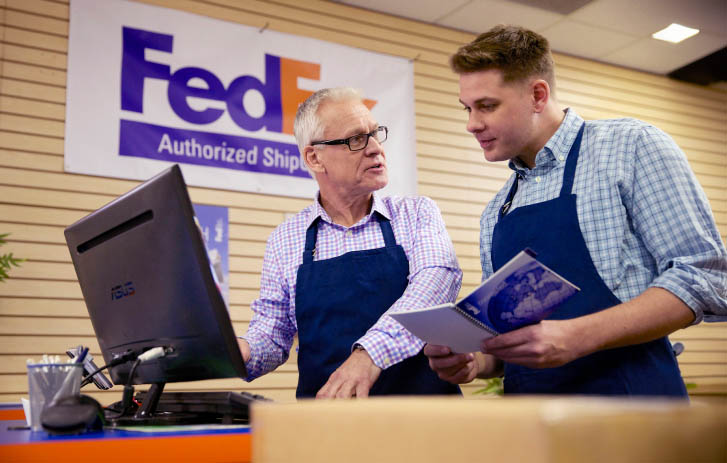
left=355, top=332, right=424, bottom=370
left=649, top=270, right=704, bottom=325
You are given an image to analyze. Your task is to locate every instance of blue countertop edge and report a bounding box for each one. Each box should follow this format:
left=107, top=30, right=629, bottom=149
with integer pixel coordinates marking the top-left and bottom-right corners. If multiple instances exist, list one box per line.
left=1, top=419, right=250, bottom=445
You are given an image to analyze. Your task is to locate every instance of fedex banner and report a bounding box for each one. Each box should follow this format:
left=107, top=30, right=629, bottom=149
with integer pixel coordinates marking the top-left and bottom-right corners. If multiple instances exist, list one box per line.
left=65, top=0, right=416, bottom=198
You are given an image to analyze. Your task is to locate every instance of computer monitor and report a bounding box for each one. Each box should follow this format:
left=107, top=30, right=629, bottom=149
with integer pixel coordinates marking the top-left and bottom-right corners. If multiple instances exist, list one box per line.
left=64, top=164, right=246, bottom=419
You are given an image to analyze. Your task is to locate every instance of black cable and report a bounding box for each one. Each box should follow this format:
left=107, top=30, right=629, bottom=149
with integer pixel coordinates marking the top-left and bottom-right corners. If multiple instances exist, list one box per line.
left=80, top=363, right=111, bottom=387
left=80, top=350, right=138, bottom=387
left=120, top=358, right=142, bottom=411
left=97, top=348, right=167, bottom=421
left=106, top=358, right=142, bottom=421
left=125, top=359, right=142, bottom=388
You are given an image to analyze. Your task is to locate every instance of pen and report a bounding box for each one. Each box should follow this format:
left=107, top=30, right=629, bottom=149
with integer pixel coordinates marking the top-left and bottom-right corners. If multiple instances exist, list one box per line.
left=75, top=346, right=89, bottom=364
left=50, top=347, right=86, bottom=405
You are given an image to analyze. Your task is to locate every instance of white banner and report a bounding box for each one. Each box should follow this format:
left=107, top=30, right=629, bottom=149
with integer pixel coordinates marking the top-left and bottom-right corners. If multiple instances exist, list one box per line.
left=65, top=0, right=416, bottom=198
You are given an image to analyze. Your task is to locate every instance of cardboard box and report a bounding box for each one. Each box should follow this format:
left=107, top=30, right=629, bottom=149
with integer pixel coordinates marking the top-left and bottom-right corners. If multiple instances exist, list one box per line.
left=252, top=396, right=726, bottom=463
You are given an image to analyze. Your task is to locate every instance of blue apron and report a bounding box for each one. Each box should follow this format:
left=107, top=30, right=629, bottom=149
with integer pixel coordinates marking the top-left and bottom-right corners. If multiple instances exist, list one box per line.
left=491, top=124, right=687, bottom=397
left=295, top=213, right=461, bottom=398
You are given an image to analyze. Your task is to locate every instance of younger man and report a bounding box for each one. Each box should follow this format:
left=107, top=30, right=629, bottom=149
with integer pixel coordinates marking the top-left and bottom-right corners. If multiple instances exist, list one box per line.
left=425, top=25, right=727, bottom=396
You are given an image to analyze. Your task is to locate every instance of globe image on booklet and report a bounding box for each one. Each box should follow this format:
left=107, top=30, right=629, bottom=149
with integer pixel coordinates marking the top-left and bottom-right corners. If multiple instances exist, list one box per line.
left=487, top=261, right=574, bottom=332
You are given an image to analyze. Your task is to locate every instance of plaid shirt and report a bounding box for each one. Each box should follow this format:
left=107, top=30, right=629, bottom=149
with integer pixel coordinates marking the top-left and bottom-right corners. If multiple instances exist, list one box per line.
left=242, top=193, right=462, bottom=380
left=480, top=109, right=727, bottom=322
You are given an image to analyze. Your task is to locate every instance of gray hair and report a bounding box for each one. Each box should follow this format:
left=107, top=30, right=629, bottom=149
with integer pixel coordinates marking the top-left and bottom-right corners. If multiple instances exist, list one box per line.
left=293, top=87, right=363, bottom=154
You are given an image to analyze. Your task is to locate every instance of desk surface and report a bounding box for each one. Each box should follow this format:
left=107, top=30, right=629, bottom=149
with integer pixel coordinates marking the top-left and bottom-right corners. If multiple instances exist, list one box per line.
left=5, top=397, right=726, bottom=463
left=0, top=405, right=251, bottom=463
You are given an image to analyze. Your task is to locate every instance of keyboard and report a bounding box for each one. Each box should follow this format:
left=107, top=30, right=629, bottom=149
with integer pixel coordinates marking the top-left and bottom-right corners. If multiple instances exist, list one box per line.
left=108, top=390, right=271, bottom=425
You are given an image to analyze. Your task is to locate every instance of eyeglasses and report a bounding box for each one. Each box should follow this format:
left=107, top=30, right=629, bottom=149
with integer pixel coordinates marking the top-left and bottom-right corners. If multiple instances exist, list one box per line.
left=311, top=126, right=388, bottom=152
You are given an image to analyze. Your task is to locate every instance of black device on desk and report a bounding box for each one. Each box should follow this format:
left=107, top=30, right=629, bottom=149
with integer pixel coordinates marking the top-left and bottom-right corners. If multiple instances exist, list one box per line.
left=64, top=164, right=261, bottom=426
left=106, top=390, right=270, bottom=425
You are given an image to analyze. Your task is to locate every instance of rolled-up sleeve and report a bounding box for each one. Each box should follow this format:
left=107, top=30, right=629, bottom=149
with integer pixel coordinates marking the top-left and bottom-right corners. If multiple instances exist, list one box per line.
left=357, top=197, right=463, bottom=369
left=630, top=125, right=727, bottom=322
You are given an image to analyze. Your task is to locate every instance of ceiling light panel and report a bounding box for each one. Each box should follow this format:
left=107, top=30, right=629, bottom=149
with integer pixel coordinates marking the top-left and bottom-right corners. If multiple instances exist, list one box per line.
left=652, top=23, right=700, bottom=43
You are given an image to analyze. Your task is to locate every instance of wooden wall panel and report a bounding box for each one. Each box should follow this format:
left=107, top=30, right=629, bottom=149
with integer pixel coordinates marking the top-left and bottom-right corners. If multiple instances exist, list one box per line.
left=0, top=0, right=725, bottom=405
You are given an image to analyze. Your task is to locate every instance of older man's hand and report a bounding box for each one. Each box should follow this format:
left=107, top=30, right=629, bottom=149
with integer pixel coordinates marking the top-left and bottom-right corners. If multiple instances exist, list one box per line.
left=316, top=348, right=382, bottom=399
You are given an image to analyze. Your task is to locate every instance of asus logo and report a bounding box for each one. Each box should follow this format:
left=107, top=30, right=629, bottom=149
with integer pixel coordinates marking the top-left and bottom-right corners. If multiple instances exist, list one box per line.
left=111, top=282, right=135, bottom=300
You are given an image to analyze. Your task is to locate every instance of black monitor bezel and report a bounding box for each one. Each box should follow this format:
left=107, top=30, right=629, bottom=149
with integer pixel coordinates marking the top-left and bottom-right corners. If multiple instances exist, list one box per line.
left=64, top=164, right=246, bottom=386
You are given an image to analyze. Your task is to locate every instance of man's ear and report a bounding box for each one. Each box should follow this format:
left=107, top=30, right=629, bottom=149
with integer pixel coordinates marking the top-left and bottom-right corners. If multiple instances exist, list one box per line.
left=531, top=79, right=550, bottom=113
left=303, top=145, right=325, bottom=173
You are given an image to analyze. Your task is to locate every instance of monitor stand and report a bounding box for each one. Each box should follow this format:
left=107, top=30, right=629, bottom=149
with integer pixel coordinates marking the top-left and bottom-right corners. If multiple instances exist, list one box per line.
left=105, top=383, right=260, bottom=426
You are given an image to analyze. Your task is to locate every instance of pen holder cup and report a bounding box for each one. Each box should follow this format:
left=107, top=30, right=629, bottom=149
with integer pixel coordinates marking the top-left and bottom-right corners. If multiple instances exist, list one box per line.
left=26, top=363, right=83, bottom=431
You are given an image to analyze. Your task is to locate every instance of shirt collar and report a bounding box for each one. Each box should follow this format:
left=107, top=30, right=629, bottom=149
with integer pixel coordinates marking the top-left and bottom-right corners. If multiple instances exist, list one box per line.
left=306, top=191, right=390, bottom=229
left=508, top=108, right=584, bottom=174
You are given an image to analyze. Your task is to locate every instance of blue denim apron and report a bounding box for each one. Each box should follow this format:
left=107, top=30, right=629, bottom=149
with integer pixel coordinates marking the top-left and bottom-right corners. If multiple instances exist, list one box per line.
left=294, top=213, right=461, bottom=398
left=491, top=124, right=686, bottom=397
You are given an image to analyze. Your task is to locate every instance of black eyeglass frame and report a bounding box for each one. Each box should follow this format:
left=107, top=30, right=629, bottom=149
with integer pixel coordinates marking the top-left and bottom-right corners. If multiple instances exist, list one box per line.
left=310, top=126, right=388, bottom=152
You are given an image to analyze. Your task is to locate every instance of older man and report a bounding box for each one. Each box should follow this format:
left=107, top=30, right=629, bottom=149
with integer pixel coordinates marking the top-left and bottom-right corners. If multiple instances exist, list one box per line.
left=238, top=88, right=462, bottom=398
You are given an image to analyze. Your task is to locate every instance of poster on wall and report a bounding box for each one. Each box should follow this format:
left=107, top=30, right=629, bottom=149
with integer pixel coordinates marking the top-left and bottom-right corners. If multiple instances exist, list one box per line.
left=192, top=204, right=230, bottom=309
left=64, top=0, right=416, bottom=199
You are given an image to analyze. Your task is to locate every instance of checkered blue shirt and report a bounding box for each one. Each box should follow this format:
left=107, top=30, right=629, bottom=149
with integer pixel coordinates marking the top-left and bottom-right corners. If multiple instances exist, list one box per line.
left=242, top=194, right=462, bottom=380
left=480, top=109, right=727, bottom=322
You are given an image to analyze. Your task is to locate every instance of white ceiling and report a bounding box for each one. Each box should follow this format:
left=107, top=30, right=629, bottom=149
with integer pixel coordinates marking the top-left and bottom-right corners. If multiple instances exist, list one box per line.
left=331, top=0, right=727, bottom=78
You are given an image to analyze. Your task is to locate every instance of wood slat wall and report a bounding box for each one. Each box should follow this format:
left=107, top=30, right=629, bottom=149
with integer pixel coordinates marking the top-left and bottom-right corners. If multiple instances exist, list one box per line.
left=1, top=0, right=725, bottom=403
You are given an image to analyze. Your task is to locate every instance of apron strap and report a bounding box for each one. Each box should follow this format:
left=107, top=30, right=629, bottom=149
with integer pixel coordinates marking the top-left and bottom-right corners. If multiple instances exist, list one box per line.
left=303, top=217, right=320, bottom=265
left=499, top=173, right=521, bottom=219
left=560, top=123, right=585, bottom=196
left=376, top=212, right=397, bottom=247
left=302, top=212, right=396, bottom=264
left=499, top=122, right=586, bottom=220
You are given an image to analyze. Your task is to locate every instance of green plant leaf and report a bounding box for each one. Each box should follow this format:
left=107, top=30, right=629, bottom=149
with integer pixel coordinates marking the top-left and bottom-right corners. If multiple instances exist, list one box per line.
left=473, top=377, right=504, bottom=396
left=0, top=233, right=23, bottom=282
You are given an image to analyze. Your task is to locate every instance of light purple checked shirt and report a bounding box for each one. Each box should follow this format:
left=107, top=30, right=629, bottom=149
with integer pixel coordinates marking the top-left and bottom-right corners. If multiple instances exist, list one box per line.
left=242, top=193, right=462, bottom=381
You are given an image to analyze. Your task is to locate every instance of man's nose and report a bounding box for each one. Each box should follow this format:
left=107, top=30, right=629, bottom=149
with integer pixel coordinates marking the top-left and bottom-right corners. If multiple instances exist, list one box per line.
left=466, top=112, right=484, bottom=133
left=364, top=135, right=383, bottom=155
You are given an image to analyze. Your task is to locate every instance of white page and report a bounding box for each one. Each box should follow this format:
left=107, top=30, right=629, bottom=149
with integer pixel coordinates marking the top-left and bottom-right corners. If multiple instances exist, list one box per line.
left=389, top=304, right=495, bottom=354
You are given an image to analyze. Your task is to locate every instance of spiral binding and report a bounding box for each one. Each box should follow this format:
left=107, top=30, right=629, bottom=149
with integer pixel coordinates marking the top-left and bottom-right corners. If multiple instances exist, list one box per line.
left=453, top=305, right=498, bottom=336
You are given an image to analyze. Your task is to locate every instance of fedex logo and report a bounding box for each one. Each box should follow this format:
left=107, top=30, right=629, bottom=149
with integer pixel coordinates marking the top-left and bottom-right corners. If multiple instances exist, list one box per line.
left=117, top=26, right=375, bottom=178
left=65, top=0, right=411, bottom=197
left=120, top=26, right=319, bottom=135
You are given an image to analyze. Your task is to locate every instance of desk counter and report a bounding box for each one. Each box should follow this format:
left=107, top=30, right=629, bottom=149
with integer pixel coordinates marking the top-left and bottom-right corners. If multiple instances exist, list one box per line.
left=0, top=405, right=250, bottom=463
left=3, top=397, right=726, bottom=462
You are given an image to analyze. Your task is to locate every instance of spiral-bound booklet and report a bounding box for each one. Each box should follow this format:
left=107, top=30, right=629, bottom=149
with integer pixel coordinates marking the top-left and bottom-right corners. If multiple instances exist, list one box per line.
left=390, top=249, right=579, bottom=354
